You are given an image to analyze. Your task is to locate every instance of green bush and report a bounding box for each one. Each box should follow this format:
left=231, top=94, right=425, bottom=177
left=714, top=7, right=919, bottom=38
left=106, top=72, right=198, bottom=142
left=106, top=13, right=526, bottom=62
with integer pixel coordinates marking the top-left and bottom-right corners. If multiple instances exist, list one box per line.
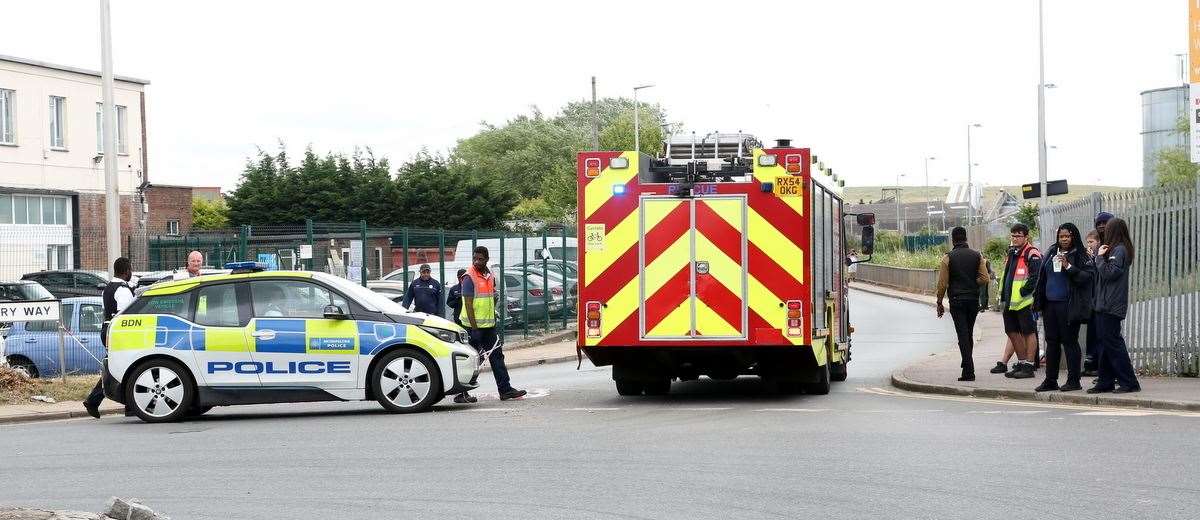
left=873, top=229, right=903, bottom=253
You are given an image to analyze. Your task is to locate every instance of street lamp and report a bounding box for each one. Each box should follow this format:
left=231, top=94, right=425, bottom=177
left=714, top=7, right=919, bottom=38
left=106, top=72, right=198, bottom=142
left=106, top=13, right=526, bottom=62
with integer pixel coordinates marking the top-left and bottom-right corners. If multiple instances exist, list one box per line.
left=895, top=173, right=907, bottom=234
left=633, top=84, right=654, bottom=154
left=1036, top=0, right=1050, bottom=215
left=966, top=123, right=981, bottom=226
left=924, top=156, right=936, bottom=232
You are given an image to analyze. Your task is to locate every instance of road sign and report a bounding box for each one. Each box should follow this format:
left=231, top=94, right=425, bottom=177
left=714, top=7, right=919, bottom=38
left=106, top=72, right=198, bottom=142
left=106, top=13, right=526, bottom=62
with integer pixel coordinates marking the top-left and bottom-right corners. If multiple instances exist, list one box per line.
left=0, top=300, right=61, bottom=323
left=1021, top=179, right=1068, bottom=199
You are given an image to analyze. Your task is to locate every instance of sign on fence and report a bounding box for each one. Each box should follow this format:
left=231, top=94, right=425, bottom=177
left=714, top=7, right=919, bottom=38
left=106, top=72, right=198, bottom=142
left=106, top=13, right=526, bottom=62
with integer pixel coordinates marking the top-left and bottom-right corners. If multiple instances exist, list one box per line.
left=0, top=300, right=61, bottom=323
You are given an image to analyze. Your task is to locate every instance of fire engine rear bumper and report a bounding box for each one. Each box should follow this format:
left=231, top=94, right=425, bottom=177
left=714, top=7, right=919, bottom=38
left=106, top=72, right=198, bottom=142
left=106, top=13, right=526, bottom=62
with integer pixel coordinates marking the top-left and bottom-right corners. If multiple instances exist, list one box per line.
left=582, top=345, right=820, bottom=381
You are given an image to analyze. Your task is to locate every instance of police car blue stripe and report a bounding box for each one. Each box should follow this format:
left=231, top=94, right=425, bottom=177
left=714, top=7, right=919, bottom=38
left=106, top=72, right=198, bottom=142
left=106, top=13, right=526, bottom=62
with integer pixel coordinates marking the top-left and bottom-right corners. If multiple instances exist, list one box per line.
left=155, top=316, right=195, bottom=351
left=254, top=318, right=307, bottom=353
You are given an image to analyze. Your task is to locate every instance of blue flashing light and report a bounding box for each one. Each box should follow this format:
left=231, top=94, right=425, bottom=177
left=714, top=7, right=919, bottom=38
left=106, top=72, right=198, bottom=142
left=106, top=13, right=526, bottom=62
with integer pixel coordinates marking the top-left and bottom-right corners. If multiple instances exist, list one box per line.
left=612, top=184, right=627, bottom=195
left=760, top=182, right=774, bottom=193
left=224, top=261, right=268, bottom=273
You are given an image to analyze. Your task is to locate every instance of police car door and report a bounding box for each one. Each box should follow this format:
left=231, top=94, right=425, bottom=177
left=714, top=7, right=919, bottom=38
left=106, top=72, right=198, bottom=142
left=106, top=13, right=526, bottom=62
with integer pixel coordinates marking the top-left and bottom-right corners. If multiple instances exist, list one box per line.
left=192, top=282, right=259, bottom=387
left=247, top=279, right=357, bottom=388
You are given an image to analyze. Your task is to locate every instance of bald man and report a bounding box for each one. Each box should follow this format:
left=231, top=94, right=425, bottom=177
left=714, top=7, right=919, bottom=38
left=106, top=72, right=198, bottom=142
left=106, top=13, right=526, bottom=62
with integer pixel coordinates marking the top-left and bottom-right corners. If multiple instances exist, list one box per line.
left=174, top=250, right=204, bottom=280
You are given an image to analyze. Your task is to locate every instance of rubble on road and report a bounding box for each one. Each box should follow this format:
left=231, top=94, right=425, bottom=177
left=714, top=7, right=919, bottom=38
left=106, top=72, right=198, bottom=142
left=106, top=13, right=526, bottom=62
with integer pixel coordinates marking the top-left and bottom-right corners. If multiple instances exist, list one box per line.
left=0, top=497, right=168, bottom=520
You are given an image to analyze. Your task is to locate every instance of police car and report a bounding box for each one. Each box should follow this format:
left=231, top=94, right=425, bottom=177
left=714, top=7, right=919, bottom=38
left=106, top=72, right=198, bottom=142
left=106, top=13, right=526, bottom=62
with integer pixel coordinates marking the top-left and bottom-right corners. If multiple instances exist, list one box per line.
left=101, top=263, right=479, bottom=423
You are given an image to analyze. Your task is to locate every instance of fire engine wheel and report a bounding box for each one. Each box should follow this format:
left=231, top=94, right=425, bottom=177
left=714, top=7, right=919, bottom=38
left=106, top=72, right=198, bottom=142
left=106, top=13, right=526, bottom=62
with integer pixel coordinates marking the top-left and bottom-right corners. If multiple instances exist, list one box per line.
left=614, top=379, right=644, bottom=396
left=804, top=362, right=831, bottom=395
left=830, top=360, right=848, bottom=382
left=643, top=378, right=671, bottom=396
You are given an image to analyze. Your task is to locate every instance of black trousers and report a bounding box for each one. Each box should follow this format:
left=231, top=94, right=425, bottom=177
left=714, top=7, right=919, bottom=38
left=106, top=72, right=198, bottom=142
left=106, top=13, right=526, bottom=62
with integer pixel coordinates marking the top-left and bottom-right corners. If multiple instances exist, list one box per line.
left=1041, top=301, right=1081, bottom=385
left=948, top=299, right=978, bottom=376
left=1093, top=312, right=1140, bottom=390
left=1084, top=316, right=1100, bottom=368
left=84, top=331, right=107, bottom=409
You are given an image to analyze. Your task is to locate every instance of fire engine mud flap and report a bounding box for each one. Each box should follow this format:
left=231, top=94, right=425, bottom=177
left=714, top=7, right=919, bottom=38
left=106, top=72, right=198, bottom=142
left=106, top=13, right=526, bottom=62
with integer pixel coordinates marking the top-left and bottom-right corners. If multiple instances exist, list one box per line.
left=597, top=346, right=820, bottom=383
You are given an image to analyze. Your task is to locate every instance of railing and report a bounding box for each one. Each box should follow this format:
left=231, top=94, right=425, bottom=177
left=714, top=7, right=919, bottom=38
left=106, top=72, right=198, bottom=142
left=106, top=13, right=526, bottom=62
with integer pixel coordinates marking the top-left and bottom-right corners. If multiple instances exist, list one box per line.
left=855, top=263, right=938, bottom=295
left=1039, top=180, right=1200, bottom=375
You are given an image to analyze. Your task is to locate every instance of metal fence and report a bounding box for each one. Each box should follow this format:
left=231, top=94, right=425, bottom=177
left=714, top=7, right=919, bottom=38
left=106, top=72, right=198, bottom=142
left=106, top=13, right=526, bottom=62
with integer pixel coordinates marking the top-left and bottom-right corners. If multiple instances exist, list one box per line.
left=1, top=221, right=578, bottom=343
left=1039, top=181, right=1200, bottom=375
left=855, top=263, right=938, bottom=294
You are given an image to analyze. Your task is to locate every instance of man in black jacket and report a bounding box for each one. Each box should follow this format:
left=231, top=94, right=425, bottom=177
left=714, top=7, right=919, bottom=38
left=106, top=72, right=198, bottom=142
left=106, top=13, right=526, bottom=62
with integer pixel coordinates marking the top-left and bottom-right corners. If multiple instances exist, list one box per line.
left=936, top=227, right=990, bottom=381
left=997, top=224, right=1042, bottom=379
left=445, top=268, right=468, bottom=324
left=83, top=257, right=137, bottom=419
left=401, top=264, right=443, bottom=316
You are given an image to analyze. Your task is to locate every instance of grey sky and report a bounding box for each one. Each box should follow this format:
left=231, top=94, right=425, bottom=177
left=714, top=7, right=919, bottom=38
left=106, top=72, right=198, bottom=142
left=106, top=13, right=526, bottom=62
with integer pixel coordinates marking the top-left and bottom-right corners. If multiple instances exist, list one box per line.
left=1, top=1, right=1184, bottom=190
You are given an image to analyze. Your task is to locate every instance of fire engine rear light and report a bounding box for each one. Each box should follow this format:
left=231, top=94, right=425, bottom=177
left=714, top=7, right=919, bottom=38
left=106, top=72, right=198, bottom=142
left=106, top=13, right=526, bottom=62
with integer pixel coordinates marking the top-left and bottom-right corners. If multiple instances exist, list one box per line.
left=609, top=157, right=629, bottom=169
left=788, top=327, right=803, bottom=336
left=757, top=155, right=777, bottom=167
left=585, top=158, right=602, bottom=178
left=785, top=300, right=803, bottom=337
left=586, top=301, right=602, bottom=338
left=787, top=301, right=802, bottom=310
left=787, top=309, right=801, bottom=319
left=785, top=154, right=802, bottom=174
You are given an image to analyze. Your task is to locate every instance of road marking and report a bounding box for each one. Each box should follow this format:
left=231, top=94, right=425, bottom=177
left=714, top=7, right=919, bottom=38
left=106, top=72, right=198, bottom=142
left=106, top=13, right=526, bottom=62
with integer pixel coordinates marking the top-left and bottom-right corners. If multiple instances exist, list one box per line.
left=665, top=407, right=732, bottom=411
left=469, top=388, right=551, bottom=401
left=563, top=407, right=621, bottom=411
left=966, top=410, right=1049, bottom=415
left=752, top=408, right=829, bottom=412
left=858, top=386, right=1200, bottom=417
left=1073, top=410, right=1158, bottom=416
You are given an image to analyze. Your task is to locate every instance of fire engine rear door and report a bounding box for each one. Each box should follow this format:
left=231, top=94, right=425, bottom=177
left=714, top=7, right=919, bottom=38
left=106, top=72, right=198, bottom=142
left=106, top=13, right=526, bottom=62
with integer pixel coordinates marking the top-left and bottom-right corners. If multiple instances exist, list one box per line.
left=639, top=196, right=748, bottom=340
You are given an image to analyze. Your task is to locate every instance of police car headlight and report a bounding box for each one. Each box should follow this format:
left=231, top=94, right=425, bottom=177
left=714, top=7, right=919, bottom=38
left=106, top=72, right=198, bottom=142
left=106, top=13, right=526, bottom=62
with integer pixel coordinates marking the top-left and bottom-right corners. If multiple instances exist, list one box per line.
left=454, top=353, right=476, bottom=384
left=418, top=325, right=458, bottom=344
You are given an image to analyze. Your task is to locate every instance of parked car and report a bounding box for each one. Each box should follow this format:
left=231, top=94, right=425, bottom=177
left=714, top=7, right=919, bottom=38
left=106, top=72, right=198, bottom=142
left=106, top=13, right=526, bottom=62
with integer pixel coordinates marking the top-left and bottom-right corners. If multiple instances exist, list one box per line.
left=512, top=261, right=577, bottom=315
left=3, top=297, right=106, bottom=378
left=499, top=270, right=564, bottom=323
left=0, top=280, right=55, bottom=303
left=21, top=270, right=109, bottom=299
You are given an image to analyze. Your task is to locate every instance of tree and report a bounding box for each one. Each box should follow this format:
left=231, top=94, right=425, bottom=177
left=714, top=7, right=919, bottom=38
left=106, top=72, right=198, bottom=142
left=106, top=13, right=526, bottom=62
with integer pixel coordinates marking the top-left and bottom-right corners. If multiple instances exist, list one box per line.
left=1014, top=202, right=1039, bottom=234
left=192, top=198, right=230, bottom=230
left=226, top=147, right=289, bottom=226
left=393, top=151, right=519, bottom=230
left=452, top=110, right=579, bottom=208
left=556, top=97, right=670, bottom=148
left=598, top=109, right=665, bottom=155
left=1154, top=115, right=1199, bottom=187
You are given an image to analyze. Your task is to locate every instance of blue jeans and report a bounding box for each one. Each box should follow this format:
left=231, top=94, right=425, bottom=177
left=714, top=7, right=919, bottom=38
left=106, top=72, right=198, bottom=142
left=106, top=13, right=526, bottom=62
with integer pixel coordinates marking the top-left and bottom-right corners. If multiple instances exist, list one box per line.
left=1092, top=312, right=1139, bottom=390
left=468, top=327, right=512, bottom=393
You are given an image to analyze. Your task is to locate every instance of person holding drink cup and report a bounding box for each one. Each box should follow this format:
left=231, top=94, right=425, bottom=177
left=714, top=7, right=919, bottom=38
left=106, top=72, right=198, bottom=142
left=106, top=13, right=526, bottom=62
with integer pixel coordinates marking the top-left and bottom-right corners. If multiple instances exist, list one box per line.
left=1032, top=223, right=1093, bottom=392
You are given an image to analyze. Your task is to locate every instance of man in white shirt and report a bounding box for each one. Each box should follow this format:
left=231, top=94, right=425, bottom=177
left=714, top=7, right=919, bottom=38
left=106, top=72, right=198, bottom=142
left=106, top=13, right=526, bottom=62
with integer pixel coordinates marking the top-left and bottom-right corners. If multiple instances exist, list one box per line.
left=83, top=257, right=137, bottom=419
left=173, top=250, right=204, bottom=280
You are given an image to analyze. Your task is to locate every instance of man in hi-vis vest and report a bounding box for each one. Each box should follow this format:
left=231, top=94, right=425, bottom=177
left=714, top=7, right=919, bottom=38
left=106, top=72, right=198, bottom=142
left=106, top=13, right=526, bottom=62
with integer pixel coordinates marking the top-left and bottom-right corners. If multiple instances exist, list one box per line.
left=460, top=246, right=526, bottom=401
left=998, top=223, right=1042, bottom=379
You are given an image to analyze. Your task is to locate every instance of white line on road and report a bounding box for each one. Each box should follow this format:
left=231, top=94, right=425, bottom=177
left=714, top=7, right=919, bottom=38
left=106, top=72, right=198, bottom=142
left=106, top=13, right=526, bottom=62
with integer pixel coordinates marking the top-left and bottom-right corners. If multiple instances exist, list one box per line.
left=752, top=408, right=830, bottom=413
left=858, top=386, right=1200, bottom=417
left=1072, top=410, right=1159, bottom=416
left=563, top=408, right=621, bottom=411
left=966, top=410, right=1049, bottom=415
left=665, top=407, right=733, bottom=411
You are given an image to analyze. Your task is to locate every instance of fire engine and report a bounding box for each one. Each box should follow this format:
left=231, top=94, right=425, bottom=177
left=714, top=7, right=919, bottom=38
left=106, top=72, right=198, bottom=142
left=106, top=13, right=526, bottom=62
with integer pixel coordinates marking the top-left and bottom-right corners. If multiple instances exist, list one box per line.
left=576, top=133, right=875, bottom=396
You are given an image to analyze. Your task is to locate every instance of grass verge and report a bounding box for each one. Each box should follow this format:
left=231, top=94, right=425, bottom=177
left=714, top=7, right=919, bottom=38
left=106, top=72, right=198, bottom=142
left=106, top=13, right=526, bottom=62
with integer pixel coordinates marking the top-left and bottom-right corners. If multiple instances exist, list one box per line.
left=0, top=366, right=97, bottom=405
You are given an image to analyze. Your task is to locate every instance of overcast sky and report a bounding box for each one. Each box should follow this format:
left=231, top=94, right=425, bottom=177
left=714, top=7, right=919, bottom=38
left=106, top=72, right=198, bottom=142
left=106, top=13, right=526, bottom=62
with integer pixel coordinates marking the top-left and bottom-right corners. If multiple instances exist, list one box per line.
left=1, top=1, right=1185, bottom=191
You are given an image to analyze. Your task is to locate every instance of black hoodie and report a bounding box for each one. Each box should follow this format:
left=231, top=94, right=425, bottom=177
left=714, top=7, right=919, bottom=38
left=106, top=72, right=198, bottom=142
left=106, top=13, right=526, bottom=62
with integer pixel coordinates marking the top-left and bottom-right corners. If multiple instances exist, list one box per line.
left=1034, top=223, right=1094, bottom=323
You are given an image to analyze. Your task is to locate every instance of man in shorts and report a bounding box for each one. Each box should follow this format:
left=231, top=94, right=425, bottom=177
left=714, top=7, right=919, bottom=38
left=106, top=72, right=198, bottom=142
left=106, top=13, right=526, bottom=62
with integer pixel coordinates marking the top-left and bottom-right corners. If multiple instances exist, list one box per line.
left=996, top=223, right=1041, bottom=379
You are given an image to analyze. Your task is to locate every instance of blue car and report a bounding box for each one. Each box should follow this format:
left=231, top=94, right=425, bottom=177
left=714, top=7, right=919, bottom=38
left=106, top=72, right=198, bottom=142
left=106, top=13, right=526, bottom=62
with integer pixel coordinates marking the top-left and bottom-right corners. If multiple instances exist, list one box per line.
left=3, top=297, right=106, bottom=378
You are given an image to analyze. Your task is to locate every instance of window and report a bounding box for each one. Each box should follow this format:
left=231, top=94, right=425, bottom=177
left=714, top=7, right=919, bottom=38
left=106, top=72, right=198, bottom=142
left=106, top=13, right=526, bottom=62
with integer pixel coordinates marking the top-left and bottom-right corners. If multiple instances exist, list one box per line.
left=47, top=245, right=71, bottom=270
left=0, top=88, right=13, bottom=144
left=95, top=103, right=128, bottom=154
left=48, top=96, right=66, bottom=149
left=249, top=280, right=344, bottom=318
left=126, top=293, right=192, bottom=318
left=78, top=304, right=103, bottom=333
left=25, top=303, right=72, bottom=332
left=194, top=284, right=240, bottom=327
left=2, top=195, right=70, bottom=225
left=167, top=219, right=180, bottom=236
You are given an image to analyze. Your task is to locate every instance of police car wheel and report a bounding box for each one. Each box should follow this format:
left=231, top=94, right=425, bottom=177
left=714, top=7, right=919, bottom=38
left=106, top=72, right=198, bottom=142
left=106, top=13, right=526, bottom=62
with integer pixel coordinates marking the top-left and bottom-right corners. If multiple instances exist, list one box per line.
left=372, top=348, right=442, bottom=413
left=125, top=359, right=195, bottom=423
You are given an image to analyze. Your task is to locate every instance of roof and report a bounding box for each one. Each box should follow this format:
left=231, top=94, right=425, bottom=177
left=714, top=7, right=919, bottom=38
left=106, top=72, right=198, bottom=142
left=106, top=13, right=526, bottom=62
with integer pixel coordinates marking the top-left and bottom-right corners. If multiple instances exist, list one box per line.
left=0, top=54, right=150, bottom=85
left=143, top=271, right=312, bottom=296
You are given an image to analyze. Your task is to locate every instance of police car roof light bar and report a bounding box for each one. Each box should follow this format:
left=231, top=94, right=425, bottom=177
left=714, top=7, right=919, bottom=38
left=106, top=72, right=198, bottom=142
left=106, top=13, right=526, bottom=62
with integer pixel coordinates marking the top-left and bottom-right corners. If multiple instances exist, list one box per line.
left=224, top=261, right=268, bottom=274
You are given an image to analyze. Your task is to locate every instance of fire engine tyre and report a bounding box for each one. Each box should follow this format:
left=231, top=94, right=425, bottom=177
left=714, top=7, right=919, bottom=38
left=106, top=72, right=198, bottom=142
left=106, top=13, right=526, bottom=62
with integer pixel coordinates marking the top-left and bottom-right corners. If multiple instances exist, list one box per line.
left=614, top=379, right=644, bottom=396
left=830, top=360, right=848, bottom=382
left=804, top=362, right=831, bottom=395
left=125, top=359, right=196, bottom=423
left=643, top=378, right=671, bottom=396
left=372, top=348, right=442, bottom=414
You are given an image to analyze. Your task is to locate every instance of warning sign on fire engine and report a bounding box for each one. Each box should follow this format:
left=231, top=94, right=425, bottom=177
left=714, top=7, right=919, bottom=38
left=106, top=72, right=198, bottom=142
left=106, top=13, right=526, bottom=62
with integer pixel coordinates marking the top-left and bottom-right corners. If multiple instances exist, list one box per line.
left=585, top=224, right=605, bottom=252
left=774, top=176, right=803, bottom=197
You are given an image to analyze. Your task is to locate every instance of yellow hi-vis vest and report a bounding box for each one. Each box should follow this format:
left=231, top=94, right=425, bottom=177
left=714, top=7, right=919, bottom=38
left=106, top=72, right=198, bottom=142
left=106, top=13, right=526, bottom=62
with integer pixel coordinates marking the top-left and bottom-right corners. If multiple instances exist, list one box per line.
left=459, top=266, right=497, bottom=329
left=1005, top=244, right=1039, bottom=311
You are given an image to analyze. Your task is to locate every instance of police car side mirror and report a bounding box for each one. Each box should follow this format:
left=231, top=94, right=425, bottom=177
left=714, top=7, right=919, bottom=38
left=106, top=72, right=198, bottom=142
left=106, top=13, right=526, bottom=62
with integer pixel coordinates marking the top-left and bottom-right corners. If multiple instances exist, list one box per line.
left=323, top=305, right=349, bottom=320
left=856, top=213, right=876, bottom=226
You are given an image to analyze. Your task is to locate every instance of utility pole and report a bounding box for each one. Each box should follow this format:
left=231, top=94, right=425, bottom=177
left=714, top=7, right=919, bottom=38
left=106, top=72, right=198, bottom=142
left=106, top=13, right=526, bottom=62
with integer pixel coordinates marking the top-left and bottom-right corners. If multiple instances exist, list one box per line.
left=100, top=0, right=121, bottom=276
left=633, top=84, right=654, bottom=154
left=1036, top=0, right=1048, bottom=215
left=882, top=188, right=904, bottom=234
left=590, top=76, right=599, bottom=150
left=966, top=123, right=981, bottom=226
left=923, top=156, right=936, bottom=232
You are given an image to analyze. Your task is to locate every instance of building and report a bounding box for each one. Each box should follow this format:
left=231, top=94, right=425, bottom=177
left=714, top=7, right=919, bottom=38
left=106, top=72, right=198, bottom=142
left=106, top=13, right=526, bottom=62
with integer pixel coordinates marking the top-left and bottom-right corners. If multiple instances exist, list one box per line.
left=0, top=54, right=149, bottom=279
left=1141, top=85, right=1187, bottom=187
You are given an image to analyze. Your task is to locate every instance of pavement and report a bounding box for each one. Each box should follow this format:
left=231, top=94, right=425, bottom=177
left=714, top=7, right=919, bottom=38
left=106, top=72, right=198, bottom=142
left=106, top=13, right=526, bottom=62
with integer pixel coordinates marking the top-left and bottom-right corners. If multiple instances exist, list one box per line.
left=0, top=327, right=578, bottom=425
left=4, top=290, right=1198, bottom=519
left=852, top=281, right=1200, bottom=412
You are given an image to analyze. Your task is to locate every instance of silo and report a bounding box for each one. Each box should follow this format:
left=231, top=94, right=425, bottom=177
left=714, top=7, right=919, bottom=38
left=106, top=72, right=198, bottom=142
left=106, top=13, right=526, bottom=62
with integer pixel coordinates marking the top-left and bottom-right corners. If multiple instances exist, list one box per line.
left=1140, top=85, right=1188, bottom=187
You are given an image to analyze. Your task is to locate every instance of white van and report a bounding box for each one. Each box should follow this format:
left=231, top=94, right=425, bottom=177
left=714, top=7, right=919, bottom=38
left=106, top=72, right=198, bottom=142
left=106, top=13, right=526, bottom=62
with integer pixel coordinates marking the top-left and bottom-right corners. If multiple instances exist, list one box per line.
left=452, top=236, right=577, bottom=269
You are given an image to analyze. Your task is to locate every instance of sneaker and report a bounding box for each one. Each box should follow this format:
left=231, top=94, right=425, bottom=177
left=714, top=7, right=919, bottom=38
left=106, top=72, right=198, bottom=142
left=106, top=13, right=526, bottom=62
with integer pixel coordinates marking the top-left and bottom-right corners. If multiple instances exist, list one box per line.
left=990, top=362, right=1008, bottom=374
left=1010, top=363, right=1035, bottom=379
left=1086, top=385, right=1114, bottom=394
left=453, top=392, right=478, bottom=404
left=1034, top=380, right=1059, bottom=392
left=499, top=388, right=527, bottom=400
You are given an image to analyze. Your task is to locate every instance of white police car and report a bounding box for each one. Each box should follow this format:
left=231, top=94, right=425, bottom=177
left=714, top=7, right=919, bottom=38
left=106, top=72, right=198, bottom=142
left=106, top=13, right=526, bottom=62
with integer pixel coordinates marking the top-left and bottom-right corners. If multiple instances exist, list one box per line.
left=102, top=263, right=479, bottom=422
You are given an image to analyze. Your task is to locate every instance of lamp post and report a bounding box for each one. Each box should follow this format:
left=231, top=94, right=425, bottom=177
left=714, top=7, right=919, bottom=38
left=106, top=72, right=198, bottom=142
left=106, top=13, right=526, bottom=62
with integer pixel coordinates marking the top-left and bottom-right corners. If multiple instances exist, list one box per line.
left=896, top=173, right=906, bottom=234
left=1036, top=0, right=1049, bottom=214
left=924, top=156, right=936, bottom=232
left=966, top=123, right=981, bottom=226
left=100, top=0, right=121, bottom=276
left=633, top=84, right=654, bottom=154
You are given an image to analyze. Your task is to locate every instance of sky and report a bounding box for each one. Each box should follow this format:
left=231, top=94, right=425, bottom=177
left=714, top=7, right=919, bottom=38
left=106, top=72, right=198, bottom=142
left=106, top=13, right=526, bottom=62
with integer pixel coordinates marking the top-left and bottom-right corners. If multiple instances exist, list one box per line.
left=0, top=0, right=1186, bottom=191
